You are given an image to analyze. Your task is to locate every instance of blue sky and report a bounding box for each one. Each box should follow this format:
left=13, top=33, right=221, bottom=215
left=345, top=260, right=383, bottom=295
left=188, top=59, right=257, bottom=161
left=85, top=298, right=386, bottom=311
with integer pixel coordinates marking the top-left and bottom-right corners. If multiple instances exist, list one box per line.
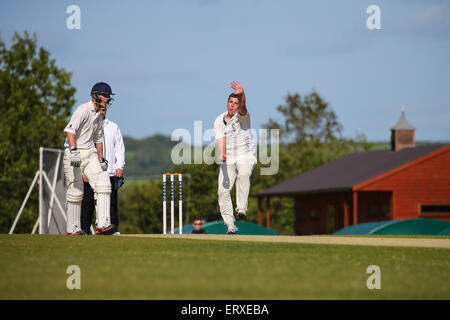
left=1, top=0, right=449, bottom=142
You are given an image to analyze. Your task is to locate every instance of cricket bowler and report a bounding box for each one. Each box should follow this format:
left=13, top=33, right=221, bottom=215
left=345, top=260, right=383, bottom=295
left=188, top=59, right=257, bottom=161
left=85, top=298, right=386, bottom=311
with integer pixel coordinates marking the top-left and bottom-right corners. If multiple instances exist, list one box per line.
left=214, top=81, right=257, bottom=234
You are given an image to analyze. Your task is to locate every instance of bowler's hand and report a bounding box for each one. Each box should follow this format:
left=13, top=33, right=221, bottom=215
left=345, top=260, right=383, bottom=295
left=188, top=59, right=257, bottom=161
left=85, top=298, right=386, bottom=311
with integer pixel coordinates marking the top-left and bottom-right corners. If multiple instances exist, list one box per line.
left=221, top=154, right=226, bottom=162
left=231, top=81, right=244, bottom=95
left=82, top=175, right=88, bottom=183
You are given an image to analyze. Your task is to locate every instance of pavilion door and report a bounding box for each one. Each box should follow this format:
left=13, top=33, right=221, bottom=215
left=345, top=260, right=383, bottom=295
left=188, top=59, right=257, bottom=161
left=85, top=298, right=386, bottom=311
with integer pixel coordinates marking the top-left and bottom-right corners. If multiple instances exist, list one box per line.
left=327, top=205, right=336, bottom=234
left=327, top=204, right=345, bottom=234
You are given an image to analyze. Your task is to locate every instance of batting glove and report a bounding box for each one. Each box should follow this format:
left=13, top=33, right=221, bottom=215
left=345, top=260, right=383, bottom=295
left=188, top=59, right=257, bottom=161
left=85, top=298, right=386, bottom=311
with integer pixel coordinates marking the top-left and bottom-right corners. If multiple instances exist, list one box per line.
left=99, top=158, right=108, bottom=171
left=69, top=147, right=81, bottom=167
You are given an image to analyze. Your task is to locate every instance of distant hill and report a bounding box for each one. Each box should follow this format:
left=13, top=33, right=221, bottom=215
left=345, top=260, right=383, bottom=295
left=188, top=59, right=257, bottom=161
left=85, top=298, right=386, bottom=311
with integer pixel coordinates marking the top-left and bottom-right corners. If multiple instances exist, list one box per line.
left=123, top=134, right=179, bottom=177
left=123, top=135, right=449, bottom=177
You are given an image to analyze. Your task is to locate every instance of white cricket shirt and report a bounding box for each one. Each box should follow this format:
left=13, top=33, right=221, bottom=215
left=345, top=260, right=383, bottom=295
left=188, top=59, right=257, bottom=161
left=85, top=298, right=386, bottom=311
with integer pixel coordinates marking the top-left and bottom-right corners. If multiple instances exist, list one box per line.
left=214, top=111, right=256, bottom=159
left=64, top=101, right=104, bottom=149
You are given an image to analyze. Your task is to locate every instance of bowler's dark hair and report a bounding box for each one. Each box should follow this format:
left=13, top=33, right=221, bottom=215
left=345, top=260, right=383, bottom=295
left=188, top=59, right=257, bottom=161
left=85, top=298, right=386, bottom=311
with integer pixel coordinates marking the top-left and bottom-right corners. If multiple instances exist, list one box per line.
left=227, top=93, right=239, bottom=102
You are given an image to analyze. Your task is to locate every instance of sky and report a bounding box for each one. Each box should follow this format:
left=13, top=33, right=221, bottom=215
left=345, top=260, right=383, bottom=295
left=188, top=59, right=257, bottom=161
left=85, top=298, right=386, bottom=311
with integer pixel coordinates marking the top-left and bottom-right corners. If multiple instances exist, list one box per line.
left=1, top=0, right=449, bottom=143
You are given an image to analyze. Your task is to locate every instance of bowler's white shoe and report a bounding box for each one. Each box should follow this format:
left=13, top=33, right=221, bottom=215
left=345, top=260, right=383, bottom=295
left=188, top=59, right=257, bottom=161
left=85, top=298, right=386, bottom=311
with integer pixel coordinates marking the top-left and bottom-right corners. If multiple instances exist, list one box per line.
left=227, top=225, right=239, bottom=234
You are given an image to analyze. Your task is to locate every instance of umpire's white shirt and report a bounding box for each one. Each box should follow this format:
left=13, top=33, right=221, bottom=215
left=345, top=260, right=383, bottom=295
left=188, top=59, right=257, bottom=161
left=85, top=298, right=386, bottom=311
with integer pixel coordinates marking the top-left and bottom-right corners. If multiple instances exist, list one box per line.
left=102, top=118, right=125, bottom=177
left=64, top=101, right=104, bottom=149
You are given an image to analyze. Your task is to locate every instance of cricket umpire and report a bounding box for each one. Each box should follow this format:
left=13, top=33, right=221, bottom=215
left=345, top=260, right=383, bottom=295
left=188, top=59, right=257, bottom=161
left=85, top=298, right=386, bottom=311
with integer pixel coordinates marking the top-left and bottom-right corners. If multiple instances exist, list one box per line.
left=63, top=82, right=115, bottom=235
left=81, top=95, right=125, bottom=235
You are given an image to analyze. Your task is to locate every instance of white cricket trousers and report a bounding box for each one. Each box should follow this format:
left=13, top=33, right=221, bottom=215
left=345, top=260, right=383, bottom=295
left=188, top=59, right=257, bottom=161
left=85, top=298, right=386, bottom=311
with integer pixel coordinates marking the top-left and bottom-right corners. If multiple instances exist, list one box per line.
left=63, top=148, right=111, bottom=233
left=218, top=154, right=256, bottom=229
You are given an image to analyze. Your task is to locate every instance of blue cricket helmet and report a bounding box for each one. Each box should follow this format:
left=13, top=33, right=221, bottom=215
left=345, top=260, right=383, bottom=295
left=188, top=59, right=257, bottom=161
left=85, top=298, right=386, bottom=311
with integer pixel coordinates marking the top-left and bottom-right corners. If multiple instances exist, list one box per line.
left=91, top=82, right=115, bottom=96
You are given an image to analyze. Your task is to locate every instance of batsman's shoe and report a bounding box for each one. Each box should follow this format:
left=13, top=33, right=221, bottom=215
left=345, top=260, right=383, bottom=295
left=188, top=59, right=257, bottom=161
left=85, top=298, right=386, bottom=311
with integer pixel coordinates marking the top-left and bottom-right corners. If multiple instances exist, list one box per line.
left=227, top=226, right=239, bottom=234
left=236, top=212, right=247, bottom=221
left=66, top=230, right=86, bottom=235
left=96, top=224, right=116, bottom=235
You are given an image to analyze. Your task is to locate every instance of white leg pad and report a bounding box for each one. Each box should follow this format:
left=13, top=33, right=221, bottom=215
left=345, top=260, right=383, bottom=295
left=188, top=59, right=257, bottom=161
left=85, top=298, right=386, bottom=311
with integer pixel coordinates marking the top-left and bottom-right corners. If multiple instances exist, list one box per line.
left=94, top=171, right=111, bottom=194
left=90, top=171, right=111, bottom=229
left=96, top=193, right=111, bottom=228
left=67, top=201, right=81, bottom=233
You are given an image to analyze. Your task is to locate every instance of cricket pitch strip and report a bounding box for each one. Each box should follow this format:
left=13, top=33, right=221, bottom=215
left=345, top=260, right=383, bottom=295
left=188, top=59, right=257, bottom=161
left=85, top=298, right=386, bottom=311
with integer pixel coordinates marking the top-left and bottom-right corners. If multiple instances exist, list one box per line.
left=122, top=234, right=450, bottom=249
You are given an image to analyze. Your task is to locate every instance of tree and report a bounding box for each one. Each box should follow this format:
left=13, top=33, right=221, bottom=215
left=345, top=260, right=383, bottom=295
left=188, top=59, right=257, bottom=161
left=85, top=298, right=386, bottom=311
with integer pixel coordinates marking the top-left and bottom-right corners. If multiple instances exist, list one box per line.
left=265, top=90, right=342, bottom=146
left=264, top=90, right=373, bottom=170
left=0, top=32, right=76, bottom=232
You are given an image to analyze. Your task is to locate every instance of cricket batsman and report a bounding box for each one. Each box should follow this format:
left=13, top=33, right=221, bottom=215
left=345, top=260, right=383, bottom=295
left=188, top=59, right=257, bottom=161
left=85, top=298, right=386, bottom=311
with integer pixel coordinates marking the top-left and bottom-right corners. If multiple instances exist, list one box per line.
left=214, top=81, right=257, bottom=234
left=63, top=82, right=115, bottom=235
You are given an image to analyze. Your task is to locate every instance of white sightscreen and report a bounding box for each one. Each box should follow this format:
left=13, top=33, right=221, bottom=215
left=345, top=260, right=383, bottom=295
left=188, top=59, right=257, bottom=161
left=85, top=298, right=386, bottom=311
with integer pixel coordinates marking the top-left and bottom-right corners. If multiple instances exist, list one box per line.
left=40, top=148, right=66, bottom=234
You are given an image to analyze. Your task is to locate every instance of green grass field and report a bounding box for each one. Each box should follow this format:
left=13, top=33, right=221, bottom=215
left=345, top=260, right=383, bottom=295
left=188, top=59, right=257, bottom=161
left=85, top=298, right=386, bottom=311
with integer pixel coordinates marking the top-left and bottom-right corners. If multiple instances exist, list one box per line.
left=1, top=235, right=449, bottom=299
left=318, top=234, right=450, bottom=239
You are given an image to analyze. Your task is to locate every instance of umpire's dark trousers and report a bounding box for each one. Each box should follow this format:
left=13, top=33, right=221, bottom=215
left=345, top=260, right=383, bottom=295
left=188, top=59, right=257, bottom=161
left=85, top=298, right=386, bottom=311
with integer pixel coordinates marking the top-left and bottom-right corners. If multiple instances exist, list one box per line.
left=81, top=177, right=119, bottom=233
